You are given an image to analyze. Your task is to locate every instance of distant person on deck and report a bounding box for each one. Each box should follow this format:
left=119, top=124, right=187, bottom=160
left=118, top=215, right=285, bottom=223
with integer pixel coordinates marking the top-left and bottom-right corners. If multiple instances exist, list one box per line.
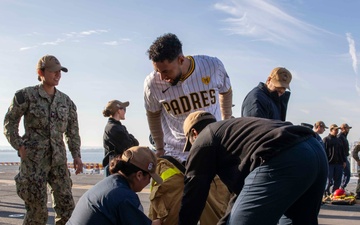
left=313, top=121, right=328, bottom=148
left=67, top=146, right=162, bottom=225
left=241, top=67, right=292, bottom=121
left=352, top=144, right=360, bottom=199
left=3, top=54, right=83, bottom=225
left=338, top=123, right=352, bottom=189
left=102, top=100, right=139, bottom=177
left=323, top=124, right=346, bottom=195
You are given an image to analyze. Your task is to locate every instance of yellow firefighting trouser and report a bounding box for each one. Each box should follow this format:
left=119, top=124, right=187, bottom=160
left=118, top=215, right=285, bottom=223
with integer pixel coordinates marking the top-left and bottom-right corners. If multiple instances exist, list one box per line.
left=149, top=158, right=230, bottom=225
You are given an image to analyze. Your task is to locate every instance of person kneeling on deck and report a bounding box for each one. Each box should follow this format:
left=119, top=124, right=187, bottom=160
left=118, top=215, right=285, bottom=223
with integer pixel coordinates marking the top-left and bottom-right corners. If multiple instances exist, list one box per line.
left=67, top=146, right=162, bottom=225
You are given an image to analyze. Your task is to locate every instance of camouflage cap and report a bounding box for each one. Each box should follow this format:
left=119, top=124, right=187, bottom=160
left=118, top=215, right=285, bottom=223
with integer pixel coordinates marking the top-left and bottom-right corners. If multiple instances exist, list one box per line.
left=37, top=55, right=68, bottom=72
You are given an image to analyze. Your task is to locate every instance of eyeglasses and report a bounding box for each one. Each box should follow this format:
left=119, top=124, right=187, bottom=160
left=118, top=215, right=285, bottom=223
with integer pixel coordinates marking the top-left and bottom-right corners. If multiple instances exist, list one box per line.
left=119, top=107, right=126, bottom=112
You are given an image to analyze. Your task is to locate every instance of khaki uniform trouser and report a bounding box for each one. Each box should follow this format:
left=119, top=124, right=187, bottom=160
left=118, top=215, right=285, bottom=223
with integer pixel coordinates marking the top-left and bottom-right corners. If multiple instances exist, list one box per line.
left=149, top=158, right=231, bottom=225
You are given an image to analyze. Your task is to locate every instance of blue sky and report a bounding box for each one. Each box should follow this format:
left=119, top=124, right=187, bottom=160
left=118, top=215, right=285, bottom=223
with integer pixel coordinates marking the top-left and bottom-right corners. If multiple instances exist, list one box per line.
left=0, top=0, right=359, bottom=149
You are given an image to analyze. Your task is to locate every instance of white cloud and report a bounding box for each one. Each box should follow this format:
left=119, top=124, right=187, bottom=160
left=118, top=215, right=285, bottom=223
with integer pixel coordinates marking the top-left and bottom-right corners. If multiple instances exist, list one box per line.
left=300, top=109, right=310, bottom=114
left=118, top=38, right=132, bottom=44
left=213, top=0, right=329, bottom=46
left=41, top=38, right=65, bottom=46
left=19, top=29, right=110, bottom=51
left=103, top=38, right=131, bottom=46
left=65, top=29, right=109, bottom=38
left=356, top=81, right=360, bottom=95
left=346, top=33, right=358, bottom=74
left=346, top=33, right=360, bottom=96
left=24, top=32, right=41, bottom=37
left=19, top=46, right=37, bottom=51
left=324, top=98, right=360, bottom=112
left=103, top=41, right=118, bottom=46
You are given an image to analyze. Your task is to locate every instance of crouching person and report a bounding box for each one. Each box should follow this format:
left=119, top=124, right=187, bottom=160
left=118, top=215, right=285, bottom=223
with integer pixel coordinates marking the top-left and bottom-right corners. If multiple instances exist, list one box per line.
left=179, top=111, right=328, bottom=225
left=67, top=146, right=162, bottom=225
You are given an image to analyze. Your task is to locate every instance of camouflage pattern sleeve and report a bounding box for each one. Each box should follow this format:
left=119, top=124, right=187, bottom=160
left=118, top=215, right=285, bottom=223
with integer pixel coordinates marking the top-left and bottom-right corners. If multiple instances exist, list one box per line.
left=65, top=98, right=81, bottom=159
left=3, top=90, right=28, bottom=151
left=353, top=144, right=360, bottom=161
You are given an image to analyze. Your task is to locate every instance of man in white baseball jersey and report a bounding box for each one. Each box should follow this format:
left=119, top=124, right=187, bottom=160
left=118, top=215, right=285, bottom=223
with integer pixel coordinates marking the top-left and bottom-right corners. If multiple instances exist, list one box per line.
left=144, top=33, right=233, bottom=225
left=144, top=33, right=233, bottom=162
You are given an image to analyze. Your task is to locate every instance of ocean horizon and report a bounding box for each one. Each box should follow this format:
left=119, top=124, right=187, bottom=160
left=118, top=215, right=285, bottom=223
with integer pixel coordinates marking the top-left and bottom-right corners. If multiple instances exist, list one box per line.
left=0, top=147, right=104, bottom=163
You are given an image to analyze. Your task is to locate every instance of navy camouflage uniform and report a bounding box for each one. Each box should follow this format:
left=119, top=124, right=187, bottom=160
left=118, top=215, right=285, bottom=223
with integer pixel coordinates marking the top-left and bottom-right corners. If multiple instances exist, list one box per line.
left=3, top=84, right=81, bottom=225
left=352, top=144, right=360, bottom=195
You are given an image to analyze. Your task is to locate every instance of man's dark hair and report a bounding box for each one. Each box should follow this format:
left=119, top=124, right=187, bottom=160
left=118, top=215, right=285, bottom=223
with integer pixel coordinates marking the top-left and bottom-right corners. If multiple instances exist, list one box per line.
left=147, top=33, right=183, bottom=62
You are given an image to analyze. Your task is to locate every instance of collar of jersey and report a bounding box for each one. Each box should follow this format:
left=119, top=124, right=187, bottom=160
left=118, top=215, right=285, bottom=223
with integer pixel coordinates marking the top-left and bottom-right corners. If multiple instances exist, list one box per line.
left=180, top=56, right=195, bottom=82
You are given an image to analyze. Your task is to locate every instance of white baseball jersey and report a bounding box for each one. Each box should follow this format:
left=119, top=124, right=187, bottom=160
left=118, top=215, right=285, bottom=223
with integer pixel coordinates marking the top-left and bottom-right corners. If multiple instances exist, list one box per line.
left=144, top=55, right=231, bottom=162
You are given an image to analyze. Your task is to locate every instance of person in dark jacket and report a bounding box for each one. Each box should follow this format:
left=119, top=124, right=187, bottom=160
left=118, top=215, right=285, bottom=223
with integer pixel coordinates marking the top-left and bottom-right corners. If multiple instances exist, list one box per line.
left=241, top=67, right=292, bottom=121
left=338, top=123, right=352, bottom=189
left=313, top=121, right=328, bottom=148
left=323, top=124, right=346, bottom=195
left=66, top=146, right=162, bottom=225
left=102, top=100, right=139, bottom=176
left=178, top=111, right=328, bottom=225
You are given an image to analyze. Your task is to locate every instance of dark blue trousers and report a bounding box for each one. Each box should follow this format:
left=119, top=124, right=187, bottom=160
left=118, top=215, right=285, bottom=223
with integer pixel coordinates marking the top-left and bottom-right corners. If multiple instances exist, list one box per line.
left=227, top=137, right=328, bottom=225
left=341, top=158, right=351, bottom=189
left=326, top=164, right=343, bottom=194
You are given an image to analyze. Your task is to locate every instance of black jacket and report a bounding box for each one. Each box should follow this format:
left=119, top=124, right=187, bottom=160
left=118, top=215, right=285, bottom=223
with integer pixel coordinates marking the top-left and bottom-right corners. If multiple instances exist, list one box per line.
left=241, top=82, right=291, bottom=121
left=338, top=132, right=349, bottom=156
left=323, top=134, right=346, bottom=164
left=102, top=118, right=139, bottom=166
left=179, top=117, right=315, bottom=225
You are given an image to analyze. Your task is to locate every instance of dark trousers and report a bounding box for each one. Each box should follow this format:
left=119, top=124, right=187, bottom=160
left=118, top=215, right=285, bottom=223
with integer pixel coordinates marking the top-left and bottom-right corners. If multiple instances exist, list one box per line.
left=341, top=158, right=351, bottom=188
left=227, top=137, right=328, bottom=225
left=326, top=164, right=343, bottom=194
